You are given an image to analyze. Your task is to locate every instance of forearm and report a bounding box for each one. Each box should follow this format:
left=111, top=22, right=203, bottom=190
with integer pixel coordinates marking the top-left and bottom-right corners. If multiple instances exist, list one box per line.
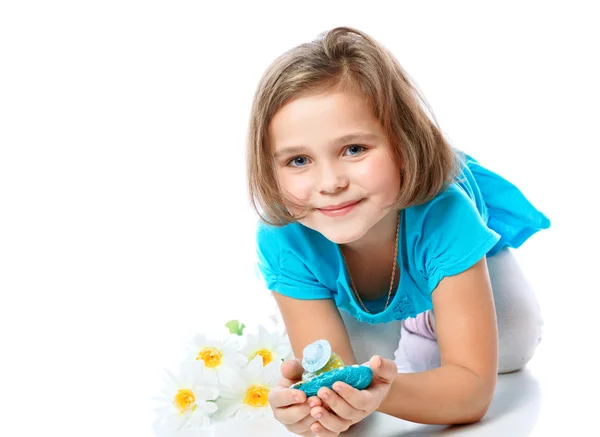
left=378, top=364, right=495, bottom=425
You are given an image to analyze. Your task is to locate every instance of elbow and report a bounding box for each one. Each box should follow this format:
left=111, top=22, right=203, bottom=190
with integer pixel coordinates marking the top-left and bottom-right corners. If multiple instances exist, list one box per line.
left=451, top=398, right=491, bottom=425
left=456, top=403, right=490, bottom=425
left=453, top=375, right=496, bottom=425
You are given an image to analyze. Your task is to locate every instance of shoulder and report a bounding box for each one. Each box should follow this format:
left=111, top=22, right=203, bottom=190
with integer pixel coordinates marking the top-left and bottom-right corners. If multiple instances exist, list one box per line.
left=406, top=181, right=482, bottom=231
left=408, top=150, right=486, bottom=223
left=404, top=182, right=500, bottom=293
left=256, top=220, right=327, bottom=254
left=256, top=220, right=338, bottom=272
left=255, top=220, right=337, bottom=299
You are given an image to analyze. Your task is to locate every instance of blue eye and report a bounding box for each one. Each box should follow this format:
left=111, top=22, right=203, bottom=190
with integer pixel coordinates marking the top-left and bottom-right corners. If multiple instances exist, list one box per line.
left=288, top=156, right=309, bottom=167
left=345, top=145, right=365, bottom=156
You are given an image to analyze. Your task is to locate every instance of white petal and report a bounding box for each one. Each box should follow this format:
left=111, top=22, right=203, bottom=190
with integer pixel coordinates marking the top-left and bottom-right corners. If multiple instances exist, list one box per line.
left=193, top=333, right=208, bottom=347
left=258, top=324, right=270, bottom=340
left=235, top=405, right=253, bottom=420
left=198, top=370, right=219, bottom=388
left=217, top=365, right=243, bottom=387
left=267, top=335, right=283, bottom=350
left=247, top=355, right=264, bottom=375
left=188, top=410, right=210, bottom=430
left=219, top=383, right=244, bottom=400
left=273, top=343, right=292, bottom=358
left=224, top=351, right=249, bottom=368
left=260, top=361, right=281, bottom=387
left=244, top=407, right=260, bottom=420
left=200, top=400, right=218, bottom=416
left=161, top=411, right=186, bottom=431
left=239, top=336, right=258, bottom=356
left=250, top=405, right=269, bottom=419
left=195, top=385, right=219, bottom=401
left=238, top=345, right=252, bottom=357
left=217, top=399, right=242, bottom=418
left=179, top=360, right=202, bottom=385
left=198, top=415, right=211, bottom=430
left=221, top=336, right=240, bottom=352
left=153, top=404, right=178, bottom=421
left=262, top=405, right=274, bottom=418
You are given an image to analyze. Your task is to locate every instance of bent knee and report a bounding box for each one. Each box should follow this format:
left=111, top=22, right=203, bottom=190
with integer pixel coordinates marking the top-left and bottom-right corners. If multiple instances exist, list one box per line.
left=488, top=249, right=544, bottom=373
left=497, top=313, right=543, bottom=373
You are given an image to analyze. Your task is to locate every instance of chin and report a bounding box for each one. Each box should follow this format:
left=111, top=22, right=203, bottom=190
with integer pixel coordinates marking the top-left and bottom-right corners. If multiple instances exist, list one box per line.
left=316, top=225, right=368, bottom=245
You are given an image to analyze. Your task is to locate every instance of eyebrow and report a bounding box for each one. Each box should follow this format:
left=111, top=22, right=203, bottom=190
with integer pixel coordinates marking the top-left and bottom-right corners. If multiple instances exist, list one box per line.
left=273, top=132, right=379, bottom=159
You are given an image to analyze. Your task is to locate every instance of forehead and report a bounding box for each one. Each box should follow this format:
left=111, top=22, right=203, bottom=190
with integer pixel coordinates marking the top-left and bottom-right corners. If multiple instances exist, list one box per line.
left=268, top=90, right=383, bottom=150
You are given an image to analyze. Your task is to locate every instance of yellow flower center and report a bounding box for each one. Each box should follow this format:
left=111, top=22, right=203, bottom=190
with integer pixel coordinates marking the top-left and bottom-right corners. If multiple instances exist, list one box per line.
left=250, top=348, right=274, bottom=366
left=196, top=346, right=222, bottom=368
left=243, top=384, right=270, bottom=408
left=174, top=388, right=197, bottom=415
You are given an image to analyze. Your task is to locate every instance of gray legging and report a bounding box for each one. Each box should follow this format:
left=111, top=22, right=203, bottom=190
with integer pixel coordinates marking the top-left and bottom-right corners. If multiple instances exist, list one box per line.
left=340, top=248, right=543, bottom=374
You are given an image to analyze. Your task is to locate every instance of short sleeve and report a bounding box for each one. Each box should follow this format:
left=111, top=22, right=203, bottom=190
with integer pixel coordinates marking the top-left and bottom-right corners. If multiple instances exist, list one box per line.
left=256, top=222, right=332, bottom=300
left=413, top=186, right=501, bottom=293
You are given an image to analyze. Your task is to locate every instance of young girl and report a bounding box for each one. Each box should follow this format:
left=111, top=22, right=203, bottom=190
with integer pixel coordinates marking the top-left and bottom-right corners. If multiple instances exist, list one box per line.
left=246, top=26, right=550, bottom=436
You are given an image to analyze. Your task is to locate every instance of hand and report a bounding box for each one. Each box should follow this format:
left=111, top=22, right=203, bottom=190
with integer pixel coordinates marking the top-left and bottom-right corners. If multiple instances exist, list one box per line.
left=268, top=358, right=324, bottom=436
left=308, top=355, right=398, bottom=436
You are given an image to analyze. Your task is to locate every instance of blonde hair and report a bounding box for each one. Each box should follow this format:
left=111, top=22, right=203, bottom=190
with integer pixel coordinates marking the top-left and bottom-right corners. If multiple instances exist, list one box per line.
left=247, top=26, right=461, bottom=226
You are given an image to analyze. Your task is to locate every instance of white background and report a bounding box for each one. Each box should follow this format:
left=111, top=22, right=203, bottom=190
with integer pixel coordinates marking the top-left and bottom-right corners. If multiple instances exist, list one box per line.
left=1, top=1, right=597, bottom=436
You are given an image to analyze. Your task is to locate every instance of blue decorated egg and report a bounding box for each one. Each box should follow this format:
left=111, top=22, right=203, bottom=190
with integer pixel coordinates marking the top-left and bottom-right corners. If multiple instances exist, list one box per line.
left=293, top=365, right=373, bottom=397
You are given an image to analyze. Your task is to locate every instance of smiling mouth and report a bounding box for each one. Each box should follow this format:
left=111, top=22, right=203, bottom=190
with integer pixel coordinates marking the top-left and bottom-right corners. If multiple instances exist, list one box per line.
left=317, top=199, right=363, bottom=217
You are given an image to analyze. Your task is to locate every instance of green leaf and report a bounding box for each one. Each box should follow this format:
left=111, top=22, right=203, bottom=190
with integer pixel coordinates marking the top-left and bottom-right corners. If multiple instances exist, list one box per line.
left=225, top=320, right=246, bottom=336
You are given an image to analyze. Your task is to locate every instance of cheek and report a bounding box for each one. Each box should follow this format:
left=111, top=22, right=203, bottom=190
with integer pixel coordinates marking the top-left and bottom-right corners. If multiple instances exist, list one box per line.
left=357, top=154, right=400, bottom=198
left=277, top=171, right=313, bottom=206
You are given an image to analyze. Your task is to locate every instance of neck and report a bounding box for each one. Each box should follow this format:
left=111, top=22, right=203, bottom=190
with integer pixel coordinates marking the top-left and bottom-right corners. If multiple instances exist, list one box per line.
left=341, top=208, right=400, bottom=256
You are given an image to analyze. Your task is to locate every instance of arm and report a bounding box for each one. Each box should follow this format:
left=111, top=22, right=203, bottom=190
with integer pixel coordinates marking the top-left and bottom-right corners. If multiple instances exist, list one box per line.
left=378, top=257, right=499, bottom=424
left=272, top=292, right=358, bottom=365
left=269, top=292, right=360, bottom=436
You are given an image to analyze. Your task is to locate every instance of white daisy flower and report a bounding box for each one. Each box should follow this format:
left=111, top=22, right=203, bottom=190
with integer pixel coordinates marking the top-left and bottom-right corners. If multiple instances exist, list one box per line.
left=154, top=360, right=219, bottom=431
left=240, top=324, right=293, bottom=367
left=186, top=332, right=247, bottom=385
left=217, top=355, right=282, bottom=420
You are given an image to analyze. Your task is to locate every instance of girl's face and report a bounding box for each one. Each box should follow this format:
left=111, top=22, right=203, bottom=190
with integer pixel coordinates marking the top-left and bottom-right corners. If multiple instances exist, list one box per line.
left=269, top=89, right=401, bottom=245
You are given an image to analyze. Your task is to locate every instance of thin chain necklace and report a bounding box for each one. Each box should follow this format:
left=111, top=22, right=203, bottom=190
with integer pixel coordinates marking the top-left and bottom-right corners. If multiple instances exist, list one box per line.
left=340, top=212, right=400, bottom=314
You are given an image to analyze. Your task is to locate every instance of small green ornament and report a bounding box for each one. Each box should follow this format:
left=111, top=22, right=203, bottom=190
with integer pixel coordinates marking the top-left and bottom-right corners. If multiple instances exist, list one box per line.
left=225, top=320, right=246, bottom=336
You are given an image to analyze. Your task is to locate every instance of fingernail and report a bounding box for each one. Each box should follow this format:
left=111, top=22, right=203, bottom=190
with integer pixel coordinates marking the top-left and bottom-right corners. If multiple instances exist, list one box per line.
left=314, top=413, right=322, bottom=420
left=375, top=356, right=382, bottom=368
left=320, top=391, right=328, bottom=400
left=310, top=400, right=317, bottom=408
left=294, top=395, right=302, bottom=403
left=334, top=384, right=343, bottom=393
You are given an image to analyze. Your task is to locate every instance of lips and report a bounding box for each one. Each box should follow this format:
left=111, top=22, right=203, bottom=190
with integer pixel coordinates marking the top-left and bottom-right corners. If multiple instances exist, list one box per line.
left=319, top=200, right=361, bottom=210
left=317, top=199, right=363, bottom=217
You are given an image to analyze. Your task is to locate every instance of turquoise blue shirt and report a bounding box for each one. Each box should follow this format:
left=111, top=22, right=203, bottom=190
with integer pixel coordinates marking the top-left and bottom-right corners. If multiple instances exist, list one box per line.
left=255, top=153, right=550, bottom=324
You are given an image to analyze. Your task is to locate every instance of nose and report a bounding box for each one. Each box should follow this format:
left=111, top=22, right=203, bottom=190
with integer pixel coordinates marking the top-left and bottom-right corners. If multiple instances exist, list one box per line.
left=317, top=161, right=348, bottom=194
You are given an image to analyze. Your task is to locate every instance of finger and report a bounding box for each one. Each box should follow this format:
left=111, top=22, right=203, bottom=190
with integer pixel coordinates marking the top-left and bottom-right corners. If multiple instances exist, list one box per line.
left=332, top=381, right=371, bottom=411
left=369, top=355, right=398, bottom=385
left=268, top=386, right=307, bottom=408
left=308, top=395, right=323, bottom=408
left=274, top=395, right=323, bottom=425
left=280, top=358, right=304, bottom=383
left=311, top=421, right=339, bottom=437
left=316, top=387, right=363, bottom=422
left=287, top=412, right=319, bottom=435
left=273, top=402, right=311, bottom=425
left=311, top=406, right=352, bottom=434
